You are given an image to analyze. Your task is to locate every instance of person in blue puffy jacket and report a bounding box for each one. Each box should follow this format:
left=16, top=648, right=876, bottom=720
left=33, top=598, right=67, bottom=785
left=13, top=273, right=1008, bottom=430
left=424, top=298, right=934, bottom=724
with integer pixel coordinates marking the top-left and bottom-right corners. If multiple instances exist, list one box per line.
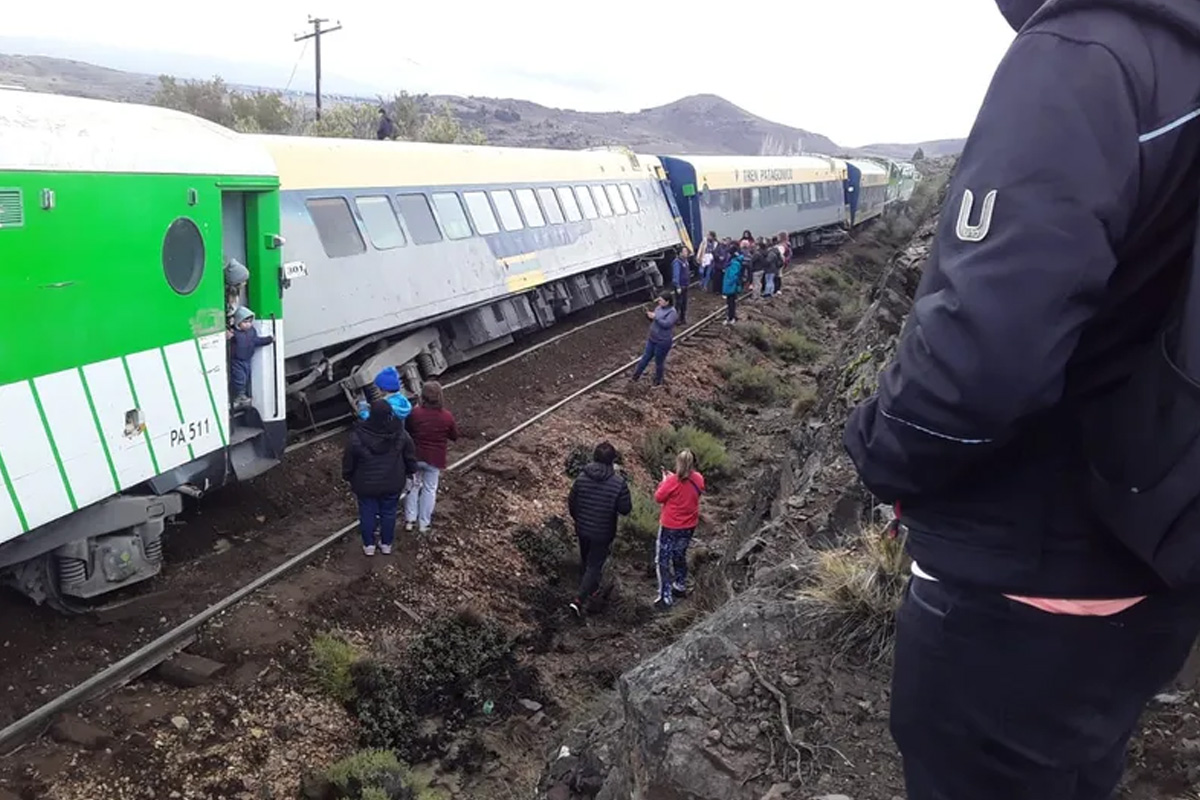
left=357, top=366, right=413, bottom=421
left=721, top=251, right=743, bottom=326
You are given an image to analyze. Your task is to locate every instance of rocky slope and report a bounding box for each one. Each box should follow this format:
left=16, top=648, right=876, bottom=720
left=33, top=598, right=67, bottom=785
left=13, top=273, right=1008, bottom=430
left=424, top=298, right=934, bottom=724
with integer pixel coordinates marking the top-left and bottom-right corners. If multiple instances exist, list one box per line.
left=0, top=53, right=961, bottom=157
left=537, top=162, right=953, bottom=800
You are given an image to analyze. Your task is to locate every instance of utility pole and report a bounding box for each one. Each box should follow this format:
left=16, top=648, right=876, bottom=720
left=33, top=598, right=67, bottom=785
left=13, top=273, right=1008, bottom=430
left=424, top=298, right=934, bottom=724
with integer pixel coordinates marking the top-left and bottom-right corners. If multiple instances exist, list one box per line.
left=294, top=15, right=343, bottom=121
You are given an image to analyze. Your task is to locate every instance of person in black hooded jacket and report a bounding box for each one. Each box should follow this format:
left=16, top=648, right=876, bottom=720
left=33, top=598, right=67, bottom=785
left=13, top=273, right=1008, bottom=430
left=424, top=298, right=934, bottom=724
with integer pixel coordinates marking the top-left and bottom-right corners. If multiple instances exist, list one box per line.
left=343, top=399, right=418, bottom=556
left=567, top=441, right=632, bottom=617
left=843, top=1, right=1200, bottom=797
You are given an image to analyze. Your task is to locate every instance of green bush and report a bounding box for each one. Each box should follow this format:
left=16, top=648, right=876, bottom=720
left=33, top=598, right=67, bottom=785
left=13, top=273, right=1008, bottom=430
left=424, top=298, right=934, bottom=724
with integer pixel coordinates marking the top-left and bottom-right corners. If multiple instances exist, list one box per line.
left=637, top=425, right=730, bottom=482
left=619, top=487, right=660, bottom=542
left=811, top=265, right=853, bottom=292
left=513, top=521, right=572, bottom=577
left=774, top=330, right=821, bottom=365
left=310, top=632, right=362, bottom=705
left=688, top=401, right=733, bottom=439
left=721, top=360, right=780, bottom=404
left=352, top=610, right=516, bottom=762
left=739, top=322, right=773, bottom=353
left=814, top=291, right=843, bottom=317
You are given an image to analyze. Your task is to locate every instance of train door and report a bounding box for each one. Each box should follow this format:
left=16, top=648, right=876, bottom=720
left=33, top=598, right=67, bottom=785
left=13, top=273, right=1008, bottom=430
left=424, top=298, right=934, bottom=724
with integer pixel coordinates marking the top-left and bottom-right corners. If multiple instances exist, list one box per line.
left=220, top=187, right=287, bottom=478
left=654, top=165, right=693, bottom=252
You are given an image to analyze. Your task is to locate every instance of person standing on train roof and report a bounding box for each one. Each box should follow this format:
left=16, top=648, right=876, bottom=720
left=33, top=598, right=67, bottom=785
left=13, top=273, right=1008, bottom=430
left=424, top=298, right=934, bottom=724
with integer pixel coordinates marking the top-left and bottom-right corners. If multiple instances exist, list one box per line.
left=631, top=291, right=679, bottom=386
left=377, top=107, right=397, bottom=140
left=404, top=381, right=459, bottom=535
left=671, top=246, right=691, bottom=325
left=227, top=306, right=274, bottom=410
left=722, top=248, right=744, bottom=326
left=843, top=0, right=1200, bottom=797
left=357, top=366, right=413, bottom=422
left=342, top=399, right=418, bottom=556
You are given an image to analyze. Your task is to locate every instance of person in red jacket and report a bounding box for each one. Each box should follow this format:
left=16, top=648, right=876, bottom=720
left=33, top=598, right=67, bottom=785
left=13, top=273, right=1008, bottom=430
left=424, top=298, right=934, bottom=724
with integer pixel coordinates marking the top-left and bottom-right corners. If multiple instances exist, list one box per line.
left=653, top=449, right=705, bottom=610
left=403, top=381, right=459, bottom=534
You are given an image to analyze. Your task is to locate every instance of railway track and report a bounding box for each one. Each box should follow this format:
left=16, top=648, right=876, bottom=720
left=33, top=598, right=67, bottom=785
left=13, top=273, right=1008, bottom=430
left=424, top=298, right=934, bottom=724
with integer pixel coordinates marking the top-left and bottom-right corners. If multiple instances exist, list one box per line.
left=0, top=286, right=742, bottom=756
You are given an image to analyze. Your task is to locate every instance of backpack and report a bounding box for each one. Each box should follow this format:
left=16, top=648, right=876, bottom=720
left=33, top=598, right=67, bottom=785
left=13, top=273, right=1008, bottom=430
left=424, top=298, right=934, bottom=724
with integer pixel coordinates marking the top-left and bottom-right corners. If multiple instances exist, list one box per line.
left=1080, top=229, right=1200, bottom=588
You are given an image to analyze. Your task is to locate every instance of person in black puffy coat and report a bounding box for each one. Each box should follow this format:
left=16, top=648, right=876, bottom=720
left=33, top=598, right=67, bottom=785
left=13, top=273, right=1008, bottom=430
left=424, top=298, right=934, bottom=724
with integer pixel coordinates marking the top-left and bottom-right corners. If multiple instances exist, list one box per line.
left=342, top=399, right=418, bottom=556
left=567, top=441, right=632, bottom=616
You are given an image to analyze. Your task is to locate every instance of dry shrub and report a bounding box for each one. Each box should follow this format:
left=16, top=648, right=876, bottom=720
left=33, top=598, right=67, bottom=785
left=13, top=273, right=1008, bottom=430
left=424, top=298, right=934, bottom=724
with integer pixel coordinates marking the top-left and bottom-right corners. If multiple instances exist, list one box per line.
left=814, top=291, right=843, bottom=317
left=619, top=487, right=660, bottom=542
left=796, top=526, right=910, bottom=663
left=774, top=330, right=821, bottom=365
left=310, top=631, right=363, bottom=705
left=738, top=322, right=774, bottom=353
left=638, top=425, right=731, bottom=482
left=790, top=384, right=818, bottom=418
left=687, top=401, right=734, bottom=439
left=718, top=359, right=780, bottom=404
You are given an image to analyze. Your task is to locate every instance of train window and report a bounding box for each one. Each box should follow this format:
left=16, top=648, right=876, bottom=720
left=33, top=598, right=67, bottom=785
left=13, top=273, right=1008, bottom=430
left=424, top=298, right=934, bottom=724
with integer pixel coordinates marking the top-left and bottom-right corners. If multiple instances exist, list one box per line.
left=776, top=186, right=788, bottom=205
left=750, top=188, right=761, bottom=209
left=557, top=187, right=583, bottom=222
left=307, top=197, right=367, bottom=258
left=537, top=187, right=566, bottom=224
left=515, top=188, right=546, bottom=227
left=787, top=185, right=797, bottom=204
left=605, top=185, right=626, bottom=215
left=395, top=193, right=444, bottom=245
left=354, top=196, right=406, bottom=250
left=431, top=192, right=473, bottom=240
left=162, top=217, right=205, bottom=295
left=719, top=190, right=731, bottom=213
left=463, top=191, right=500, bottom=235
left=619, top=183, right=638, bottom=213
left=591, top=185, right=613, bottom=217
left=574, top=186, right=598, bottom=219
left=742, top=188, right=753, bottom=210
left=731, top=190, right=743, bottom=212
left=489, top=190, right=525, bottom=231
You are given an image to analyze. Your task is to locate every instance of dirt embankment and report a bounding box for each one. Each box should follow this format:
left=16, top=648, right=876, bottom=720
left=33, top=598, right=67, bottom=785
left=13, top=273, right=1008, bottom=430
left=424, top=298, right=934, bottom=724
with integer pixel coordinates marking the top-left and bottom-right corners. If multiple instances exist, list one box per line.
left=540, top=155, right=1200, bottom=800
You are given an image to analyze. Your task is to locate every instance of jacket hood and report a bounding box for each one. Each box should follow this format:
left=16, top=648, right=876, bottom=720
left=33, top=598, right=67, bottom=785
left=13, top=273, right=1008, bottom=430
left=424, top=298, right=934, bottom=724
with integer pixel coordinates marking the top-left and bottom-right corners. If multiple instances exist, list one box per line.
left=1018, top=0, right=1200, bottom=39
left=582, top=462, right=615, bottom=481
left=358, top=420, right=399, bottom=454
left=232, top=306, right=255, bottom=326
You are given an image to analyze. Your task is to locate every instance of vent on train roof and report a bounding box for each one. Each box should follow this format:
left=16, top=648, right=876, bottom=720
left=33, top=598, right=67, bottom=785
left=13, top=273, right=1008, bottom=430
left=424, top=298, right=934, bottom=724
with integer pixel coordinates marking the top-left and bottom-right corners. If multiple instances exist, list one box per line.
left=0, top=190, right=24, bottom=229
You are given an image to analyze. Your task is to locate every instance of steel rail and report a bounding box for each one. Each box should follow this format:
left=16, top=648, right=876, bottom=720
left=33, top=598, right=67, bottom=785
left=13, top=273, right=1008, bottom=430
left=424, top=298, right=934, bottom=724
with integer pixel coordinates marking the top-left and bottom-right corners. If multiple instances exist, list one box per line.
left=0, top=291, right=733, bottom=754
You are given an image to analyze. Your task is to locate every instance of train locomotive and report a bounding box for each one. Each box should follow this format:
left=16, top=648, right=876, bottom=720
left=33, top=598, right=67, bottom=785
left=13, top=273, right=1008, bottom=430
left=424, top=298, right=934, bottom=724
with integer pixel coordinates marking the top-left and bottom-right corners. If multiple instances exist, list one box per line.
left=0, top=89, right=916, bottom=607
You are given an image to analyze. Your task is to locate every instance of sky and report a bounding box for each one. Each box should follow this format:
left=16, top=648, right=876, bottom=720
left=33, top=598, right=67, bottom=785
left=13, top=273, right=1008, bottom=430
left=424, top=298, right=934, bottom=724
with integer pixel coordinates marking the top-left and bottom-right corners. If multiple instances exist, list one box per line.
left=4, top=0, right=1017, bottom=147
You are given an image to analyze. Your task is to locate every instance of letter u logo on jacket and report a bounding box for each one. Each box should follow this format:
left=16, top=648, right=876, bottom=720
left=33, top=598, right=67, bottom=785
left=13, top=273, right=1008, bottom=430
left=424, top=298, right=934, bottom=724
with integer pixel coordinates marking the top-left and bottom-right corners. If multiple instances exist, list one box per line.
left=955, top=188, right=998, bottom=243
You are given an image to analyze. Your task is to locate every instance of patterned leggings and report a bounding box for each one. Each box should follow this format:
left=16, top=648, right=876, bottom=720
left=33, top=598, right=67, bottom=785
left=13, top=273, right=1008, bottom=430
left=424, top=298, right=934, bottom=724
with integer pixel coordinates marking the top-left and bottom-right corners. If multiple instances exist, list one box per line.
left=656, top=526, right=694, bottom=604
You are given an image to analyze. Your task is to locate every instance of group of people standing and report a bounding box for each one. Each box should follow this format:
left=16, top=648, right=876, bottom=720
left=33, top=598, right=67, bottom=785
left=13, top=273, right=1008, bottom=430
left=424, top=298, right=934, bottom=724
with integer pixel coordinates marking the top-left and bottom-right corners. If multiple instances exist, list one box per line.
left=567, top=441, right=706, bottom=616
left=696, top=230, right=793, bottom=325
left=341, top=368, right=459, bottom=555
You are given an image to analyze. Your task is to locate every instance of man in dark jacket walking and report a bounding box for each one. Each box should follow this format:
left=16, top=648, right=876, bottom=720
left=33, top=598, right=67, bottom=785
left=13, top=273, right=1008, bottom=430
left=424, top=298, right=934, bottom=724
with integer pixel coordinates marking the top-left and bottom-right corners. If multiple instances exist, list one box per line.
left=843, top=1, right=1200, bottom=798
left=343, top=399, right=418, bottom=556
left=567, top=442, right=632, bottom=617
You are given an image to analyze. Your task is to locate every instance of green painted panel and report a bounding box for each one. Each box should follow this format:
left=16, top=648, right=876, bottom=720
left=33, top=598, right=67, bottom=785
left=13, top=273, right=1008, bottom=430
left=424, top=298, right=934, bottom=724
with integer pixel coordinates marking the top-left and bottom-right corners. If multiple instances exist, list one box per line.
left=0, top=170, right=279, bottom=385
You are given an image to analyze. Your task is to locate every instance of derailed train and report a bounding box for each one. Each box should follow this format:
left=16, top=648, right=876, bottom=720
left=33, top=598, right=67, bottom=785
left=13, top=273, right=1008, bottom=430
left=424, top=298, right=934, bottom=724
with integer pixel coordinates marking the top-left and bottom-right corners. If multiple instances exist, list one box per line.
left=0, top=89, right=918, bottom=606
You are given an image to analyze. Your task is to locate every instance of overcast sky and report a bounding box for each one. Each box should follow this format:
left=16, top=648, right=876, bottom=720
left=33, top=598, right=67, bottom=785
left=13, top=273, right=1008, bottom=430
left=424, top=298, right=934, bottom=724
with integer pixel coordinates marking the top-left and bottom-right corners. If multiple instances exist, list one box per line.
left=6, top=0, right=1016, bottom=146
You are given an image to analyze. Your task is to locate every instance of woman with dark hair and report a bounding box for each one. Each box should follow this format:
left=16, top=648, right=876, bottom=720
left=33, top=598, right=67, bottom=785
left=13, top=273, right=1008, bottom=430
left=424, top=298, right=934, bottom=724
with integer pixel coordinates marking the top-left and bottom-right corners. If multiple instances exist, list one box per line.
left=631, top=291, right=679, bottom=386
left=343, top=399, right=418, bottom=556
left=404, top=381, right=459, bottom=534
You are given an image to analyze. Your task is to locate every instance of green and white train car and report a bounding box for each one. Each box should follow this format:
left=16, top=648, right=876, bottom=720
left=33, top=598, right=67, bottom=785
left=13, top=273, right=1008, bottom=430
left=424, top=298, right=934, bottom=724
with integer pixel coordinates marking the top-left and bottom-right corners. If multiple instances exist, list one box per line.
left=0, top=90, right=288, bottom=607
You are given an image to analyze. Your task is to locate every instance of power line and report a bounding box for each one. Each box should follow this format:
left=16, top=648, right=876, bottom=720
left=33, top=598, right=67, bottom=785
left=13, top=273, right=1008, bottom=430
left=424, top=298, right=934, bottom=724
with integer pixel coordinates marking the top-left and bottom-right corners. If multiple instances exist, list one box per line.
left=284, top=38, right=309, bottom=95
left=294, top=15, right=343, bottom=121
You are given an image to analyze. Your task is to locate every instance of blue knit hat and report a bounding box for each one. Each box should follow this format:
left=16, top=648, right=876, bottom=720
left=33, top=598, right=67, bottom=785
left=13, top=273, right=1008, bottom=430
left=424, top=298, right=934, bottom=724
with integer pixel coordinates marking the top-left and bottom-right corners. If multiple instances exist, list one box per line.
left=374, top=366, right=401, bottom=394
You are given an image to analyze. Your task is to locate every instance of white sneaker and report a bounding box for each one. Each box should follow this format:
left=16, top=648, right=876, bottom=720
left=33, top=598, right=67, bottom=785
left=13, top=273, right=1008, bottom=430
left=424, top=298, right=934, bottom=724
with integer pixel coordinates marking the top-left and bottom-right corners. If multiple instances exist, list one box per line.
left=363, top=545, right=376, bottom=556
left=404, top=521, right=415, bottom=533
left=379, top=544, right=392, bottom=555
left=418, top=525, right=430, bottom=535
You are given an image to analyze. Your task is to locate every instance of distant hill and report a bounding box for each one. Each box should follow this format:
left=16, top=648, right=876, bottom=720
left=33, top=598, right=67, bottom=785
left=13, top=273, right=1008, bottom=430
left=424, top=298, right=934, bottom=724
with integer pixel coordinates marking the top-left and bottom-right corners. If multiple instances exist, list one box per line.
left=853, top=138, right=967, bottom=161
left=0, top=52, right=964, bottom=158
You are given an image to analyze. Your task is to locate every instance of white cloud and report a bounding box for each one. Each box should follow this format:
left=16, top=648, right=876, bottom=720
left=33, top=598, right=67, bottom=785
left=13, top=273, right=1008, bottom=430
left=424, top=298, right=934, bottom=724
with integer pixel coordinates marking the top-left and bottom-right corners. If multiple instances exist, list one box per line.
left=6, top=0, right=1015, bottom=145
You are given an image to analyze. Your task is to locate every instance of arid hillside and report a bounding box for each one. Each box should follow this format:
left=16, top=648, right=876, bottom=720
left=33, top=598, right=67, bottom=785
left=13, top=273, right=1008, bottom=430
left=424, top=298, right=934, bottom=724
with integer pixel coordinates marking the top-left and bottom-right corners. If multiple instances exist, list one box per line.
left=0, top=52, right=962, bottom=158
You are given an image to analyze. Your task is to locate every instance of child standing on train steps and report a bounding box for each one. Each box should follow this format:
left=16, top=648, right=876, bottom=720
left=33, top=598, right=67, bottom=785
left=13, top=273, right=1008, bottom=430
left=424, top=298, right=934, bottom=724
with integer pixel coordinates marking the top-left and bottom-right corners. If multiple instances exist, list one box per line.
left=228, top=305, right=274, bottom=410
left=653, top=449, right=705, bottom=611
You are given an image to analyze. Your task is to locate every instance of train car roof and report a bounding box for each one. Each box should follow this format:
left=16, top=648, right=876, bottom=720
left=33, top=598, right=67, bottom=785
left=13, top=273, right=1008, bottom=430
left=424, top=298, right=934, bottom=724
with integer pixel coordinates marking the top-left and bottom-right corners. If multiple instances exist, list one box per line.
left=659, top=154, right=844, bottom=191
left=0, top=89, right=278, bottom=177
left=251, top=135, right=659, bottom=191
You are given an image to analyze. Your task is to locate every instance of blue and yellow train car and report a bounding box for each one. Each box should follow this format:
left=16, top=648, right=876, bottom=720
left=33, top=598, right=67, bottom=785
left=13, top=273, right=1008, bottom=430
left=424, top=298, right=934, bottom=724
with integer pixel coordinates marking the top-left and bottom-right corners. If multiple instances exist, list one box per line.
left=251, top=136, right=682, bottom=413
left=838, top=158, right=890, bottom=227
left=654, top=154, right=848, bottom=248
